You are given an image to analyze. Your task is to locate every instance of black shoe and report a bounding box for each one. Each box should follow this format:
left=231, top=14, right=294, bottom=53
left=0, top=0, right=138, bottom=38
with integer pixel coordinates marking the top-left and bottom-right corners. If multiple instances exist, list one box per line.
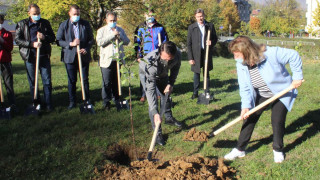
left=46, top=105, right=53, bottom=112
left=156, top=134, right=165, bottom=146
left=165, top=117, right=182, bottom=127
left=68, top=102, right=76, bottom=110
left=103, top=102, right=111, bottom=110
left=191, top=94, right=198, bottom=99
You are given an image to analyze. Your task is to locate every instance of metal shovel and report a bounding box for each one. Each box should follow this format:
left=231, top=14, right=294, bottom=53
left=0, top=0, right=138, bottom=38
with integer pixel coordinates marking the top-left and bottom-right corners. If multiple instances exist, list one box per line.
left=77, top=45, right=95, bottom=114
left=197, top=30, right=212, bottom=105
left=25, top=38, right=41, bottom=116
left=147, top=92, right=169, bottom=161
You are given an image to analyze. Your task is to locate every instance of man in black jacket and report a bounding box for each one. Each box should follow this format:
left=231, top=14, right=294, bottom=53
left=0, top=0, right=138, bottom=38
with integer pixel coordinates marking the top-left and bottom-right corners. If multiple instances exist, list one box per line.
left=15, top=4, right=56, bottom=111
left=187, top=8, right=217, bottom=100
left=56, top=4, right=94, bottom=109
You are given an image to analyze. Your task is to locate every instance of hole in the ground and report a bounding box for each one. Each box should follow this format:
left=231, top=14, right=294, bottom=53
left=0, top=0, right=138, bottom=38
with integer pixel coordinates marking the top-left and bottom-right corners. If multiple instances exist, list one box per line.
left=104, top=144, right=133, bottom=166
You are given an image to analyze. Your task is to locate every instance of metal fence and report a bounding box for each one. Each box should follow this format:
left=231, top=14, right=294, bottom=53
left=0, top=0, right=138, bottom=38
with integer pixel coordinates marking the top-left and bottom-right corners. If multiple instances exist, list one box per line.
left=253, top=39, right=316, bottom=46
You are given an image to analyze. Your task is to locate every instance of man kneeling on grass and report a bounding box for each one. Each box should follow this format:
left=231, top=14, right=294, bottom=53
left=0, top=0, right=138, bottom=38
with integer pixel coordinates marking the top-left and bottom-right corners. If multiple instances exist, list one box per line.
left=139, top=41, right=182, bottom=146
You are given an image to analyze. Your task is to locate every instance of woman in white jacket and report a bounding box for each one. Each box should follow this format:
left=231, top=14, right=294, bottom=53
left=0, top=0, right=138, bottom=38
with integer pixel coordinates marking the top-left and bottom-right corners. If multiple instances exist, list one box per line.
left=96, top=11, right=130, bottom=110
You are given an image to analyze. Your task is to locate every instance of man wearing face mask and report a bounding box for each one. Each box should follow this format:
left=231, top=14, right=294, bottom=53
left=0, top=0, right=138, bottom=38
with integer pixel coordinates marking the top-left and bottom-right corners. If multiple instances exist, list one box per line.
left=96, top=11, right=130, bottom=110
left=15, top=4, right=56, bottom=111
left=134, top=8, right=168, bottom=103
left=139, top=41, right=182, bottom=146
left=0, top=15, right=16, bottom=109
left=187, top=8, right=218, bottom=100
left=56, top=4, right=94, bottom=109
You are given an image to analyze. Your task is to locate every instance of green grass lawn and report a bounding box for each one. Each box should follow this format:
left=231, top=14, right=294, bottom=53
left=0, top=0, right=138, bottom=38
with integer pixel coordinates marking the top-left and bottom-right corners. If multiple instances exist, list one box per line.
left=0, top=46, right=319, bottom=179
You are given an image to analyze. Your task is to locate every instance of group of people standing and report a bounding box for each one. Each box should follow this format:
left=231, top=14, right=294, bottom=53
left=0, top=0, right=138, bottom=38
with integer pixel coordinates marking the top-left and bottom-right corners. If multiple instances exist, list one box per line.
left=1, top=4, right=303, bottom=163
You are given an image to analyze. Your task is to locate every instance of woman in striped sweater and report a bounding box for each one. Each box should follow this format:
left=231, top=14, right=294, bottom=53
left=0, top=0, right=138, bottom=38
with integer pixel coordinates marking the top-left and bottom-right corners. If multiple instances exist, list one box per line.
left=224, top=36, right=303, bottom=163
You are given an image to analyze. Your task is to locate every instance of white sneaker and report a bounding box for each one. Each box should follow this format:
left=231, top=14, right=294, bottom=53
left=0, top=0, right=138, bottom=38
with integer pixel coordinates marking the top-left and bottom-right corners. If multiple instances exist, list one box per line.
left=273, top=150, right=285, bottom=163
left=224, top=148, right=246, bottom=160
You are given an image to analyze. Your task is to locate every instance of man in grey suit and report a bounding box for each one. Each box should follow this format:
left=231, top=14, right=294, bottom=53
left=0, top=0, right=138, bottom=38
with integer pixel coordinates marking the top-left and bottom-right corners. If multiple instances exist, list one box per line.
left=139, top=41, right=182, bottom=146
left=56, top=4, right=94, bottom=109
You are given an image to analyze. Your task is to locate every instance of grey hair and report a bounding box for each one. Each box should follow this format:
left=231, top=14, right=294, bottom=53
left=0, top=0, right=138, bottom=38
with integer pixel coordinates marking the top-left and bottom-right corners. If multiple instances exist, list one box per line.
left=194, top=8, right=205, bottom=15
left=106, top=11, right=117, bottom=19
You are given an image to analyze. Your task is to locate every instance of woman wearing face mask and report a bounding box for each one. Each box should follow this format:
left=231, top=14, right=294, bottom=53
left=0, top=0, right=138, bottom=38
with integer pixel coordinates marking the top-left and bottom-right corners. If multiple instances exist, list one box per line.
left=96, top=11, right=130, bottom=111
left=224, top=36, right=303, bottom=163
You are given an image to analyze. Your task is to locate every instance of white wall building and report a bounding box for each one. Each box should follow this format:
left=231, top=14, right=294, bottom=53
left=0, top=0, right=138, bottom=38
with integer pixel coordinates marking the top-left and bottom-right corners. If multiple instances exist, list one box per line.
left=305, top=0, right=320, bottom=35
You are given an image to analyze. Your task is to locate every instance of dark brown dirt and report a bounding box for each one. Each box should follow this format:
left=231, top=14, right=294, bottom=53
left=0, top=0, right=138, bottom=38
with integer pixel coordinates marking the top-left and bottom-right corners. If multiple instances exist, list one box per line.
left=94, top=144, right=238, bottom=180
left=94, top=155, right=237, bottom=180
left=183, top=128, right=209, bottom=142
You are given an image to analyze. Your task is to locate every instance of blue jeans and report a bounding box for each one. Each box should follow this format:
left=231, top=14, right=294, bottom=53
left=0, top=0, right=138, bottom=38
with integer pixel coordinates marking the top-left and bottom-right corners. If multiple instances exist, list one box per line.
left=25, top=56, right=52, bottom=106
left=65, top=57, right=90, bottom=103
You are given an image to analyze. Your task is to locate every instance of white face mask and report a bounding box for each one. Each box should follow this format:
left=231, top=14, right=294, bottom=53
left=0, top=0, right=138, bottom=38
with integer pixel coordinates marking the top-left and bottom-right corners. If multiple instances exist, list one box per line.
left=0, top=24, right=2, bottom=30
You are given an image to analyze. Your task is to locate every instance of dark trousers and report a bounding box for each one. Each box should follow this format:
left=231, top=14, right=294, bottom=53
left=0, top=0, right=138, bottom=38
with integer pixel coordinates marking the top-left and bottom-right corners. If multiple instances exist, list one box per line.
left=0, top=62, right=15, bottom=105
left=149, top=77, right=174, bottom=134
left=236, top=95, right=288, bottom=152
left=101, top=61, right=119, bottom=104
left=25, top=56, right=52, bottom=106
left=193, top=49, right=210, bottom=94
left=65, top=57, right=90, bottom=103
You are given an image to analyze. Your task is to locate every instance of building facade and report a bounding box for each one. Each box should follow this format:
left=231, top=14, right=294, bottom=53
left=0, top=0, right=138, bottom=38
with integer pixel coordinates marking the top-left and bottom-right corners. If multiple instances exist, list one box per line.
left=305, top=0, right=320, bottom=35
left=232, top=0, right=251, bottom=23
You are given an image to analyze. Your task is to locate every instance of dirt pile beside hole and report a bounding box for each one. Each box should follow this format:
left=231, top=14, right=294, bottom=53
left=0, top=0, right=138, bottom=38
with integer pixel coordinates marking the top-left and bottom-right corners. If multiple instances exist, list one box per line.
left=183, top=128, right=209, bottom=142
left=94, top=155, right=237, bottom=180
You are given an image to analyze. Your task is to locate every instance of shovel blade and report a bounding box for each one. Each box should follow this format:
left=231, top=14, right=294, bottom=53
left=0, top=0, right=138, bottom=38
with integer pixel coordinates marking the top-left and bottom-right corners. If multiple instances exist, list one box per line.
left=25, top=104, right=41, bottom=116
left=116, top=100, right=129, bottom=111
left=79, top=103, right=95, bottom=114
left=0, top=107, right=11, bottom=119
left=197, top=93, right=210, bottom=105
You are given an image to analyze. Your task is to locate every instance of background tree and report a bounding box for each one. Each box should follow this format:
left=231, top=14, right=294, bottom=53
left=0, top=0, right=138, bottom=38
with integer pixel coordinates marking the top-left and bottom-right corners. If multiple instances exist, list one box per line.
left=218, top=0, right=240, bottom=34
left=249, top=17, right=261, bottom=35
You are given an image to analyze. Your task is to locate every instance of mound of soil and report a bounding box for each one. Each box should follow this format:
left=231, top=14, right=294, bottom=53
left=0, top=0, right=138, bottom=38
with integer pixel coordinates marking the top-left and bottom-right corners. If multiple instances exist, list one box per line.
left=94, top=155, right=237, bottom=180
left=183, top=128, right=209, bottom=142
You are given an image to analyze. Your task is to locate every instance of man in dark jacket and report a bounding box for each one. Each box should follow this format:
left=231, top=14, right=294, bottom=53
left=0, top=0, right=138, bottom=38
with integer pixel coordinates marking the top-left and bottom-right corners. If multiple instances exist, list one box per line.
left=15, top=4, right=55, bottom=111
left=134, top=8, right=168, bottom=102
left=0, top=15, right=15, bottom=108
left=56, top=4, right=94, bottom=109
left=187, top=8, right=217, bottom=99
left=139, top=41, right=182, bottom=146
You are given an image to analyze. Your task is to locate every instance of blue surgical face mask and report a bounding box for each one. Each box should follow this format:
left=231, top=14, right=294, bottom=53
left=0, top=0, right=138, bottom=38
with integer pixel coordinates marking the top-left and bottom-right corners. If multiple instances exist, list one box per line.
left=71, top=15, right=80, bottom=23
left=108, top=22, right=117, bottom=28
left=31, top=15, right=41, bottom=21
left=235, top=58, right=244, bottom=64
left=147, top=17, right=155, bottom=23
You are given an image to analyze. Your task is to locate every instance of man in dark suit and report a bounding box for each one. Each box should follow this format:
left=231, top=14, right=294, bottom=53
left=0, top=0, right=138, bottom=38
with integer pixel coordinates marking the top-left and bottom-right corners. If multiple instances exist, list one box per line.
left=15, top=4, right=56, bottom=111
left=187, top=8, right=217, bottom=99
left=56, top=4, right=94, bottom=109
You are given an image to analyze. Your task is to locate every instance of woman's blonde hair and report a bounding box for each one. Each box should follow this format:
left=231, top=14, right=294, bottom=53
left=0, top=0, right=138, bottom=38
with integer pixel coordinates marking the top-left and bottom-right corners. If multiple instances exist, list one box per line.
left=228, top=36, right=266, bottom=65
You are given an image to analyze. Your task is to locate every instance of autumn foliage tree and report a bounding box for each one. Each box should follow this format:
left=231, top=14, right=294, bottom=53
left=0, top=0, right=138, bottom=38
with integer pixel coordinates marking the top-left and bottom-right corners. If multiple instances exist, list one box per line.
left=218, top=0, right=240, bottom=34
left=249, top=17, right=261, bottom=35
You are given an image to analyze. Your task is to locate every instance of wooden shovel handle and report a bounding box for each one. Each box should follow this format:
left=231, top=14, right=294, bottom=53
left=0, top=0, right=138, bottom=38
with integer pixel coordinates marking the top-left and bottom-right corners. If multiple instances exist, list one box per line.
left=77, top=45, right=86, bottom=100
left=148, top=120, right=161, bottom=153
left=0, top=76, right=3, bottom=103
left=116, top=39, right=122, bottom=96
left=158, top=33, right=161, bottom=46
left=213, top=85, right=296, bottom=136
left=34, top=38, right=41, bottom=100
left=204, top=30, right=211, bottom=90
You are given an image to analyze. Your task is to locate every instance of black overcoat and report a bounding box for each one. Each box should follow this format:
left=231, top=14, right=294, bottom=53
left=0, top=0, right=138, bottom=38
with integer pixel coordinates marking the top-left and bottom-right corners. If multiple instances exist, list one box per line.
left=187, top=21, right=217, bottom=74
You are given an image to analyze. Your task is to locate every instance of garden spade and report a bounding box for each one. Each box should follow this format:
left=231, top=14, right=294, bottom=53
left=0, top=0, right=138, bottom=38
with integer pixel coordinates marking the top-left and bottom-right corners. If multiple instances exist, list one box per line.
left=115, top=38, right=128, bottom=111
left=0, top=70, right=11, bottom=119
left=77, top=45, right=95, bottom=114
left=197, top=30, right=212, bottom=105
left=147, top=92, right=169, bottom=161
left=25, top=38, right=41, bottom=116
left=209, top=83, right=301, bottom=138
